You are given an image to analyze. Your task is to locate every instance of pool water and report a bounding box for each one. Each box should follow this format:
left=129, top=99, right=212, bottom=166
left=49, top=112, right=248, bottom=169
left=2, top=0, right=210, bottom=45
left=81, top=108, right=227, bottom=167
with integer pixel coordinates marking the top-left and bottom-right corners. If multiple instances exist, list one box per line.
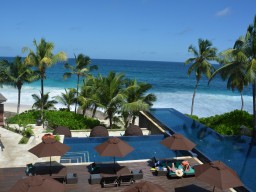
left=150, top=108, right=256, bottom=192
left=61, top=135, right=191, bottom=164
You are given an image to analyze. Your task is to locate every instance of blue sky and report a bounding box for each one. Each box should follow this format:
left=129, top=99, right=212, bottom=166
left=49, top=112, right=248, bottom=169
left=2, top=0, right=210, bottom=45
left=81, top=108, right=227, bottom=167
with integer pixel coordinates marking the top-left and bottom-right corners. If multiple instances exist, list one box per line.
left=0, top=0, right=255, bottom=62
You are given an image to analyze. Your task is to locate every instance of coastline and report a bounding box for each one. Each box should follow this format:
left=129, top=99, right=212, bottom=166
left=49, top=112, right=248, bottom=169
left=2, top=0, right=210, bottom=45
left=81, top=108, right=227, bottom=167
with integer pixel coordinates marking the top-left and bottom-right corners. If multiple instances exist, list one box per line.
left=4, top=103, right=32, bottom=114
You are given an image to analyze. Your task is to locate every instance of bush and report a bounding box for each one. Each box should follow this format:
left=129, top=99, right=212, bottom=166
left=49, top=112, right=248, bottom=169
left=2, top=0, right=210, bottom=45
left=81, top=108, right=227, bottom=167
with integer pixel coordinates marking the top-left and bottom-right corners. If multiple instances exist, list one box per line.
left=6, top=110, right=100, bottom=130
left=187, top=110, right=253, bottom=135
left=19, top=136, right=29, bottom=144
left=23, top=126, right=34, bottom=138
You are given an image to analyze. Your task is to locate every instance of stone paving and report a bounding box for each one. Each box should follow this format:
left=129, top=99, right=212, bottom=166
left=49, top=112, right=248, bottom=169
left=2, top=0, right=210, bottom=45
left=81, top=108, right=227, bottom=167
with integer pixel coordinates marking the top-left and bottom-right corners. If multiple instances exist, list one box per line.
left=0, top=125, right=150, bottom=168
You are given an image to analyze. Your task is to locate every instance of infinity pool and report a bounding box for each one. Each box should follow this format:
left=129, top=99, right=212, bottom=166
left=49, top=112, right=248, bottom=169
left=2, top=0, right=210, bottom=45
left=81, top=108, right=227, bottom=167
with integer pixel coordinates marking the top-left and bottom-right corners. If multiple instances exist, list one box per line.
left=150, top=108, right=256, bottom=192
left=61, top=135, right=191, bottom=164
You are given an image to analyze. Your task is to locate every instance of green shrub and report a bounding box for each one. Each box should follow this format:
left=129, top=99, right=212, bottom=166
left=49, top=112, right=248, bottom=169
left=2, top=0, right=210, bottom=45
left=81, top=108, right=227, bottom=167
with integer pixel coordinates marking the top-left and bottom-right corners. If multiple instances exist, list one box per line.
left=19, top=136, right=29, bottom=144
left=7, top=110, right=100, bottom=130
left=23, top=126, right=34, bottom=138
left=187, top=110, right=253, bottom=136
left=54, top=134, right=60, bottom=141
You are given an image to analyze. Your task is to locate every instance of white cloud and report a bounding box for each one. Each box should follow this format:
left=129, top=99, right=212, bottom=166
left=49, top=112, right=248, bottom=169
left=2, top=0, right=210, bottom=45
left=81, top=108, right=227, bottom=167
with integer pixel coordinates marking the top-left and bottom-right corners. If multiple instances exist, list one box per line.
left=215, top=7, right=231, bottom=17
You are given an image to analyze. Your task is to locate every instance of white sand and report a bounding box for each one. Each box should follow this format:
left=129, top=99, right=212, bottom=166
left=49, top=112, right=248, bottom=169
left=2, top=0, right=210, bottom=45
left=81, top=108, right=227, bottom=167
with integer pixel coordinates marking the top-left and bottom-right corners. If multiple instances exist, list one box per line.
left=4, top=102, right=32, bottom=114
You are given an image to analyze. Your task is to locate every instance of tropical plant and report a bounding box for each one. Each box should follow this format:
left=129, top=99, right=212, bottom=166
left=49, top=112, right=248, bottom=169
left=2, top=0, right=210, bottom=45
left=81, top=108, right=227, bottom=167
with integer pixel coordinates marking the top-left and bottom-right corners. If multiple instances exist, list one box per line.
left=209, top=40, right=249, bottom=110
left=2, top=56, right=38, bottom=113
left=32, top=92, right=57, bottom=110
left=185, top=39, right=217, bottom=115
left=54, top=88, right=77, bottom=111
left=0, top=60, right=9, bottom=87
left=122, top=79, right=156, bottom=126
left=22, top=38, right=67, bottom=118
left=97, top=72, right=126, bottom=128
left=63, top=53, right=98, bottom=113
left=79, top=76, right=103, bottom=117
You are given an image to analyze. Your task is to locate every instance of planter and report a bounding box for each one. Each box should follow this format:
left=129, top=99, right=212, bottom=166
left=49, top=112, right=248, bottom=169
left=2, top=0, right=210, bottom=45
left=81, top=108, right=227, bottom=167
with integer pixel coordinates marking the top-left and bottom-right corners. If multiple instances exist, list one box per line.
left=42, top=134, right=55, bottom=141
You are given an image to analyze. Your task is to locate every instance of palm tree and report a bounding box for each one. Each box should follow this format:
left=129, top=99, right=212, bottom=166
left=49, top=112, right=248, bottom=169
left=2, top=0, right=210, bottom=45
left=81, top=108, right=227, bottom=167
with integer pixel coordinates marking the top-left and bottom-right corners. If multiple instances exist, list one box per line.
left=0, top=60, right=9, bottom=87
left=78, top=76, right=102, bottom=117
left=185, top=39, right=217, bottom=115
left=23, top=38, right=67, bottom=118
left=122, top=79, right=156, bottom=126
left=209, top=42, right=249, bottom=111
left=243, top=16, right=256, bottom=141
left=54, top=88, right=77, bottom=111
left=32, top=92, right=57, bottom=110
left=3, top=56, right=38, bottom=114
left=97, top=72, right=126, bottom=128
left=63, top=53, right=98, bottom=113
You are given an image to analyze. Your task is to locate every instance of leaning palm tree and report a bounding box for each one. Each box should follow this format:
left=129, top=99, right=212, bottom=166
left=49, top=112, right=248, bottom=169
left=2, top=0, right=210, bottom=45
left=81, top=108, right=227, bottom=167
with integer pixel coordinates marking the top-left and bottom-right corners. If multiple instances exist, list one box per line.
left=23, top=38, right=67, bottom=118
left=209, top=42, right=249, bottom=111
left=32, top=92, right=57, bottom=110
left=63, top=53, right=98, bottom=113
left=185, top=39, right=217, bottom=115
left=3, top=56, right=38, bottom=114
left=54, top=88, right=77, bottom=111
left=122, top=79, right=156, bottom=126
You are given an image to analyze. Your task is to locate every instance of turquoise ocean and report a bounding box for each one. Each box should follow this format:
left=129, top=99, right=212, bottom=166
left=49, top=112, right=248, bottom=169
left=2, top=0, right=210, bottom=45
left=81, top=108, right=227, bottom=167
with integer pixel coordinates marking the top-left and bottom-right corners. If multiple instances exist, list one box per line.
left=0, top=57, right=253, bottom=117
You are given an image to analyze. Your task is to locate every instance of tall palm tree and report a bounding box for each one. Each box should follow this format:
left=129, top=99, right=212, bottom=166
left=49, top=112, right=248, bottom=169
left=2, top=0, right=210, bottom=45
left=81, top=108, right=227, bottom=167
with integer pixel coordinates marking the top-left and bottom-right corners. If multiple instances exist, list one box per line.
left=63, top=53, right=98, bottom=113
left=122, top=79, right=156, bottom=125
left=209, top=41, right=249, bottom=111
left=97, top=72, right=126, bottom=128
left=32, top=92, right=57, bottom=110
left=23, top=38, right=67, bottom=118
left=3, top=56, right=38, bottom=114
left=243, top=16, right=256, bottom=141
left=185, top=39, right=217, bottom=115
left=54, top=88, right=77, bottom=111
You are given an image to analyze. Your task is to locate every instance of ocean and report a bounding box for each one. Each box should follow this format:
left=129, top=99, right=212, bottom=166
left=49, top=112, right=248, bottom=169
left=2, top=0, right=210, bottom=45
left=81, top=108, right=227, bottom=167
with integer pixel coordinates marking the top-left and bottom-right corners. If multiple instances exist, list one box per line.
left=0, top=58, right=253, bottom=117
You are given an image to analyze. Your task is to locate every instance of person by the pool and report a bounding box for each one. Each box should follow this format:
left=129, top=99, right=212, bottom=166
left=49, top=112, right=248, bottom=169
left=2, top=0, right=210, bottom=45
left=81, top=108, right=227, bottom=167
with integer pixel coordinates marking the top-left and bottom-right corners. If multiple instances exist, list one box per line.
left=167, top=160, right=190, bottom=172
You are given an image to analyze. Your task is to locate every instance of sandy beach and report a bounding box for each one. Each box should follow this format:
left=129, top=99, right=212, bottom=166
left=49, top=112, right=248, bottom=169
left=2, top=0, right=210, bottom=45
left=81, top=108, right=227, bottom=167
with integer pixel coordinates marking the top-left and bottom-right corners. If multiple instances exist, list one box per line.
left=4, top=103, right=32, bottom=114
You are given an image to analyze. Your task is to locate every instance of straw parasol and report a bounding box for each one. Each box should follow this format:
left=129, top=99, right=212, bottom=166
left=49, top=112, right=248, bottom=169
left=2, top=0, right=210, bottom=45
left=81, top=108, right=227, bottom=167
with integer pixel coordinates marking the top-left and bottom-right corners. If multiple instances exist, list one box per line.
left=8, top=175, right=65, bottom=192
left=160, top=133, right=196, bottom=157
left=90, top=126, right=109, bottom=137
left=53, top=126, right=72, bottom=137
left=124, top=124, right=143, bottom=136
left=28, top=137, right=70, bottom=175
left=122, top=181, right=166, bottom=192
left=95, top=137, right=134, bottom=165
left=194, top=161, right=243, bottom=191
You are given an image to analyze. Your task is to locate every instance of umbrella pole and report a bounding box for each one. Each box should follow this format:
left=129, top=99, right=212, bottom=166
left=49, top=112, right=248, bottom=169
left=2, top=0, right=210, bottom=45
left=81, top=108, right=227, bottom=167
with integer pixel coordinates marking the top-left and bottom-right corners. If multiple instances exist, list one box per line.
left=50, top=156, right=52, bottom=176
left=212, top=186, right=215, bottom=192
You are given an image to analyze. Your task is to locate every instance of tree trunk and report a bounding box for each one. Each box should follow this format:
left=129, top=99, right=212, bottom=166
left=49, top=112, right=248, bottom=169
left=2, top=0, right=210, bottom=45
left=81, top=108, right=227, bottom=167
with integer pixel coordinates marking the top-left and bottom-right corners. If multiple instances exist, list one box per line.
left=240, top=93, right=244, bottom=111
left=75, top=75, right=80, bottom=114
left=132, top=115, right=136, bottom=124
left=191, top=80, right=199, bottom=115
left=92, top=106, right=97, bottom=118
left=17, top=83, right=22, bottom=114
left=252, top=81, right=256, bottom=143
left=41, top=75, right=44, bottom=121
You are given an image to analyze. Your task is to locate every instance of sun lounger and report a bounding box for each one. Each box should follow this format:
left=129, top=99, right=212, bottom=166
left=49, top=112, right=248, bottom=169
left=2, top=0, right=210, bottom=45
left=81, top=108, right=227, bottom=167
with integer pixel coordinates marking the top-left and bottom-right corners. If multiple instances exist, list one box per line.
left=118, top=174, right=134, bottom=186
left=101, top=175, right=119, bottom=188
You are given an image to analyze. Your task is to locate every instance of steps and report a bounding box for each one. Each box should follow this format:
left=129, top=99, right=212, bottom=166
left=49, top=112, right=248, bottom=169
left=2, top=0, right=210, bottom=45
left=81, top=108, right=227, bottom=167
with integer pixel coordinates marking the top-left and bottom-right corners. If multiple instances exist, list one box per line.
left=60, top=151, right=90, bottom=163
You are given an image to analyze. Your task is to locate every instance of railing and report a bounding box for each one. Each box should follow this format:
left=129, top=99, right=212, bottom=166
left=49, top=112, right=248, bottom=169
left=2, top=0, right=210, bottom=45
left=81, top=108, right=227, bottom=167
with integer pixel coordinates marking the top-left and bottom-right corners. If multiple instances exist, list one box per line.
left=61, top=151, right=90, bottom=163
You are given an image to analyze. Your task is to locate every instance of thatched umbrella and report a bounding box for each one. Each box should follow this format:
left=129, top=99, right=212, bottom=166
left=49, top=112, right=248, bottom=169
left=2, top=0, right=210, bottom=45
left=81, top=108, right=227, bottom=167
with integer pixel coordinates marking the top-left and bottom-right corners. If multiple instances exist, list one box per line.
left=95, top=137, right=134, bottom=165
left=124, top=125, right=143, bottom=136
left=28, top=137, right=70, bottom=175
left=8, top=175, right=65, bottom=192
left=53, top=126, right=72, bottom=137
left=123, top=181, right=166, bottom=192
left=160, top=133, right=196, bottom=157
left=194, top=161, right=243, bottom=192
left=90, top=126, right=109, bottom=137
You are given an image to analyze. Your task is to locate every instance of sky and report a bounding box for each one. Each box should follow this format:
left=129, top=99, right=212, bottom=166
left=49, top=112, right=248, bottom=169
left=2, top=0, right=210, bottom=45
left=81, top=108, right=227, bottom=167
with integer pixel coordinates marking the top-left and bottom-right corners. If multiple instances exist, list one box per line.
left=0, top=0, right=255, bottom=62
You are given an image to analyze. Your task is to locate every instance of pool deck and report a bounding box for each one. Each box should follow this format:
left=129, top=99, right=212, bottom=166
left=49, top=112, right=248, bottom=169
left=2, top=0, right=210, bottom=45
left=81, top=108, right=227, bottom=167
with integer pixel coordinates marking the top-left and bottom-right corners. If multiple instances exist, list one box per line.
left=0, top=161, right=231, bottom=192
left=0, top=126, right=236, bottom=191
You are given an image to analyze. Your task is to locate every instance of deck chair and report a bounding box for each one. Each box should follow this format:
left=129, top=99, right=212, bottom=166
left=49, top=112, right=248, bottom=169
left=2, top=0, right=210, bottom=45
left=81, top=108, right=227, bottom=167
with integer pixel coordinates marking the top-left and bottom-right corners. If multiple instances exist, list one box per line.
left=118, top=174, right=135, bottom=186
left=101, top=175, right=119, bottom=188
left=25, top=163, right=36, bottom=176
